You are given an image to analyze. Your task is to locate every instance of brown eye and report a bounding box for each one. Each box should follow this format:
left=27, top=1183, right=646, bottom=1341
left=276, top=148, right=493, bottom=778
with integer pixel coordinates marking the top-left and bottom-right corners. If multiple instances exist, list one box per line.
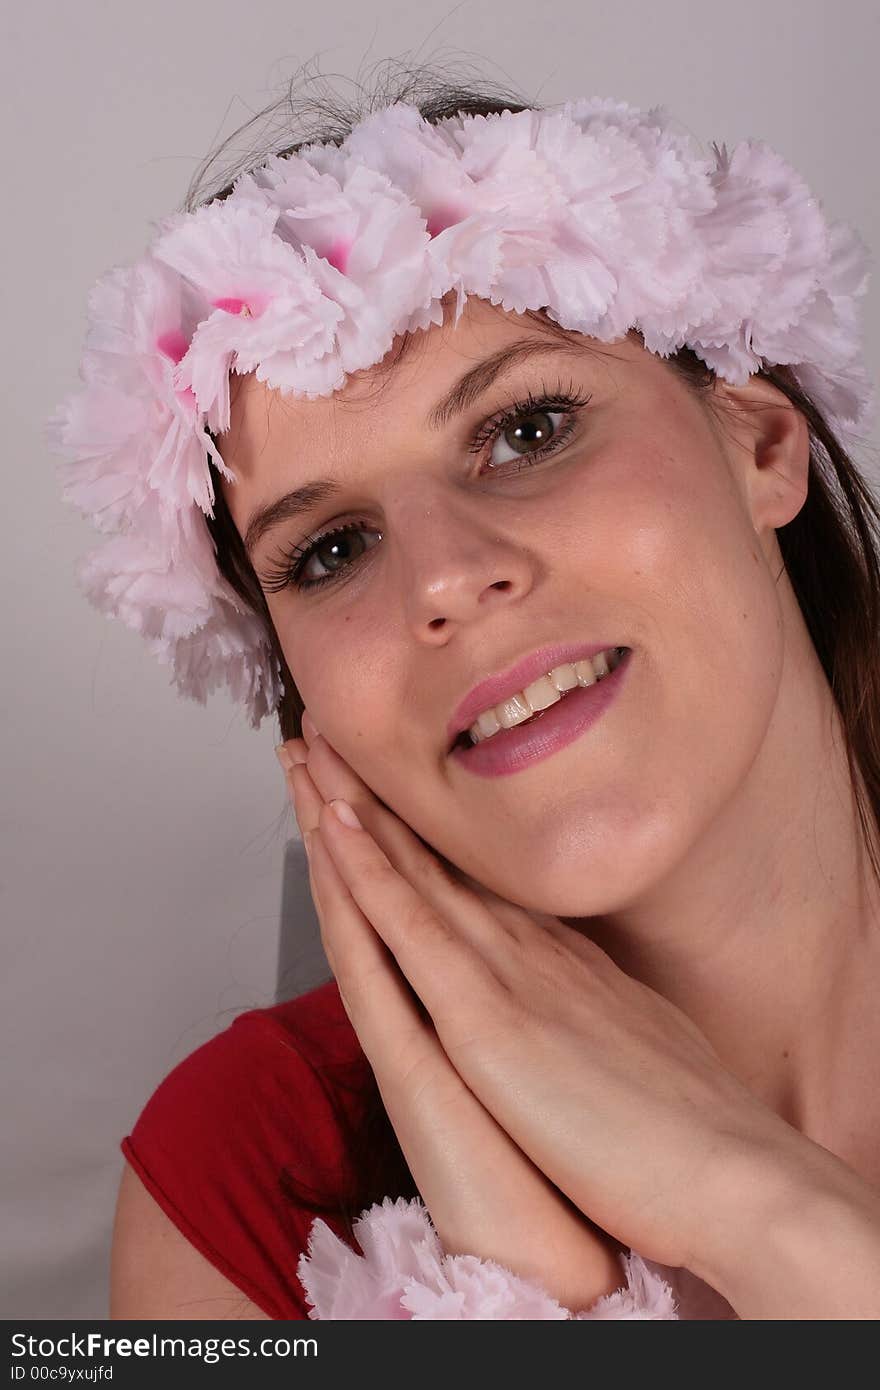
left=488, top=407, right=564, bottom=466
left=260, top=520, right=380, bottom=595
left=306, top=528, right=369, bottom=579
left=467, top=384, right=592, bottom=475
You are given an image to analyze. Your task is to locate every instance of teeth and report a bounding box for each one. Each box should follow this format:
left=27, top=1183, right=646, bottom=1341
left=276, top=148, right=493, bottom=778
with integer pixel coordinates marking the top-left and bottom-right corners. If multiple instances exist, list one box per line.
left=496, top=692, right=532, bottom=731
left=465, top=647, right=625, bottom=747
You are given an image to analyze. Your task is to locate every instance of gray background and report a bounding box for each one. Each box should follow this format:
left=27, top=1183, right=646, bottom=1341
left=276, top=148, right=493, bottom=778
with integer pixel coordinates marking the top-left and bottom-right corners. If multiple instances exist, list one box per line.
left=3, top=0, right=879, bottom=1319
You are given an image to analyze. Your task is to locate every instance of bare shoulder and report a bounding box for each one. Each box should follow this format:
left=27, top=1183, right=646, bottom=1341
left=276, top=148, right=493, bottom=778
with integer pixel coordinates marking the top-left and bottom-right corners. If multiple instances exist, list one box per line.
left=110, top=1160, right=272, bottom=1321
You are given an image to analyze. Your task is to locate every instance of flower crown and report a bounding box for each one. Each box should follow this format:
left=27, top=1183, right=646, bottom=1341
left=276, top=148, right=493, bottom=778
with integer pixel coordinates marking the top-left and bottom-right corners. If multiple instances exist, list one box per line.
left=46, top=98, right=875, bottom=729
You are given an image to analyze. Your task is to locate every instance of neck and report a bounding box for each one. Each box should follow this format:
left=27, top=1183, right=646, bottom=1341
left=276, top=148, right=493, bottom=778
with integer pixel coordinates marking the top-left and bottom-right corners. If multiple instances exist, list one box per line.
left=563, top=599, right=880, bottom=1171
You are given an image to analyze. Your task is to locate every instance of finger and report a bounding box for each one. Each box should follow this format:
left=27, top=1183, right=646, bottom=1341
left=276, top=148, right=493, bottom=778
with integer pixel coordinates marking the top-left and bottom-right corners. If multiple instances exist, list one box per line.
left=305, top=825, right=621, bottom=1292
left=279, top=762, right=326, bottom=929
left=276, top=742, right=307, bottom=812
left=285, top=736, right=308, bottom=762
left=294, top=763, right=583, bottom=1062
left=286, top=751, right=507, bottom=985
left=292, top=718, right=549, bottom=942
left=297, top=720, right=511, bottom=909
left=298, top=713, right=575, bottom=937
left=304, top=824, right=433, bottom=1062
left=315, top=798, right=519, bottom=1060
left=303, top=733, right=549, bottom=973
left=307, top=735, right=481, bottom=900
left=286, top=735, right=603, bottom=992
left=288, top=760, right=322, bottom=838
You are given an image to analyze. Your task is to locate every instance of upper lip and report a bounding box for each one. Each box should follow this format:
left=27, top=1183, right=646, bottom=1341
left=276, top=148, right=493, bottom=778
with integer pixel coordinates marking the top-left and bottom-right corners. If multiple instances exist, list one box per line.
left=446, top=640, right=625, bottom=751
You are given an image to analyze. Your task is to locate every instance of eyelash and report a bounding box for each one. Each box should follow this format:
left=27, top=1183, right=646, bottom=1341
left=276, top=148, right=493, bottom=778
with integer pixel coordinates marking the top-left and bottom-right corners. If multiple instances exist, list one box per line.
left=260, top=381, right=593, bottom=594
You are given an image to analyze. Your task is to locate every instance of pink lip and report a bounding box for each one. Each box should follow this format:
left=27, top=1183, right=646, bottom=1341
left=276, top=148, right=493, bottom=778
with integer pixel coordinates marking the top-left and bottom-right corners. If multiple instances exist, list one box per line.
left=448, top=647, right=632, bottom=777
left=446, top=640, right=626, bottom=750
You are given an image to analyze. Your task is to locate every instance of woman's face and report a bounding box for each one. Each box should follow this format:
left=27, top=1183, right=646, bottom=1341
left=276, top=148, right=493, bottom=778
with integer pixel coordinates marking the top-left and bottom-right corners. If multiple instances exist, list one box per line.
left=220, top=297, right=798, bottom=916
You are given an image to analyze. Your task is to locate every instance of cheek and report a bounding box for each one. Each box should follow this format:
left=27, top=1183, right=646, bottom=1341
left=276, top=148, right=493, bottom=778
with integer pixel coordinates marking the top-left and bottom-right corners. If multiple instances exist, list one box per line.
left=278, top=610, right=383, bottom=733
left=279, top=607, right=435, bottom=826
left=430, top=457, right=785, bottom=915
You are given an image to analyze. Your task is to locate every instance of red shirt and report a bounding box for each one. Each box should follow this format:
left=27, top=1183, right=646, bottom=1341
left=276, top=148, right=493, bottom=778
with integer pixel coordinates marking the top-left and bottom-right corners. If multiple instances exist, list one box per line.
left=120, top=978, right=371, bottom=1319
left=121, top=979, right=734, bottom=1320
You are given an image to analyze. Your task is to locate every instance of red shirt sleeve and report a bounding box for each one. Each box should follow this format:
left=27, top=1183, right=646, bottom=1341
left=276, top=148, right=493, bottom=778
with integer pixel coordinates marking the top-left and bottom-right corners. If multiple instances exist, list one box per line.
left=120, top=979, right=373, bottom=1320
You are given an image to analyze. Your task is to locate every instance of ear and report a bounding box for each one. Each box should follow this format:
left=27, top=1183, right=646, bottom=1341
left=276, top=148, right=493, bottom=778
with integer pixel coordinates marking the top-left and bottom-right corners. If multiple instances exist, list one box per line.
left=708, top=372, right=811, bottom=536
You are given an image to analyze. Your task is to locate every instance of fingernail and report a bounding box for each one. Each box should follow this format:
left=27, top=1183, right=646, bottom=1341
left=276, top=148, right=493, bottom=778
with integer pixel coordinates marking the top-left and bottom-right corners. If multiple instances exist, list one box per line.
left=302, top=710, right=319, bottom=741
left=275, top=744, right=293, bottom=773
left=330, top=798, right=362, bottom=830
left=303, top=830, right=313, bottom=859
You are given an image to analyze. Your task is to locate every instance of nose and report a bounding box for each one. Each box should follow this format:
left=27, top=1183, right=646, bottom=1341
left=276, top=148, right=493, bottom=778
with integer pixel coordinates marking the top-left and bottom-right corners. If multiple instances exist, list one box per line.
left=389, top=485, right=536, bottom=639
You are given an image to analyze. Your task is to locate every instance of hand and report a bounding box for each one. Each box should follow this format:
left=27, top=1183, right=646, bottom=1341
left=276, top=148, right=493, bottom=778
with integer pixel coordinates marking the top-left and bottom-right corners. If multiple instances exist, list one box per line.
left=282, top=717, right=821, bottom=1289
left=277, top=722, right=626, bottom=1313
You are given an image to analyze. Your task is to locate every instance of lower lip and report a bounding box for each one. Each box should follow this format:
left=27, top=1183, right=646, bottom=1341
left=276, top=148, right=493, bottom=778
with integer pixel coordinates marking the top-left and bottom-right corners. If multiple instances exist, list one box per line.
left=448, top=648, right=633, bottom=778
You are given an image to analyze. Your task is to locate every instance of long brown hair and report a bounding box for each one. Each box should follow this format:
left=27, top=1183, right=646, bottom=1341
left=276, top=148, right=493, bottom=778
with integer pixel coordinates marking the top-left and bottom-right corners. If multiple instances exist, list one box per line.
left=195, top=61, right=880, bottom=1241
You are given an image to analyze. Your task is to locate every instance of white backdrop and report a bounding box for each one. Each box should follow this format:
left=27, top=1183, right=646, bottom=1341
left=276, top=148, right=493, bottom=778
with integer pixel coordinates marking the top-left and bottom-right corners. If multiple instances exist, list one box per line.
left=3, top=0, right=879, bottom=1318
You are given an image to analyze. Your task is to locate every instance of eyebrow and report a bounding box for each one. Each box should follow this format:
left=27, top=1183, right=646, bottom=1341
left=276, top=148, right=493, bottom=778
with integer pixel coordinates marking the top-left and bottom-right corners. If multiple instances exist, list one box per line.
left=243, top=338, right=580, bottom=560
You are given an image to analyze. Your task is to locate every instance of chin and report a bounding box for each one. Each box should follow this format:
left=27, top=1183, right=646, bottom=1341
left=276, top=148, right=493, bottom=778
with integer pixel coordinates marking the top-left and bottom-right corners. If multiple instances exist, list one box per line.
left=497, top=849, right=649, bottom=918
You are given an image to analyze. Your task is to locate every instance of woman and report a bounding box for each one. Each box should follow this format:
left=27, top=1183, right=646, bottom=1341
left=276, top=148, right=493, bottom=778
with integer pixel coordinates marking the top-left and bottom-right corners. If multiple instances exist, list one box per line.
left=50, top=73, right=880, bottom=1319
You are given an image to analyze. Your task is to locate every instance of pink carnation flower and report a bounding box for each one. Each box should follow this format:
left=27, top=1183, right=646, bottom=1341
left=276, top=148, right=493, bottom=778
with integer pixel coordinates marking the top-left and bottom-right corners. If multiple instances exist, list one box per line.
left=47, top=258, right=228, bottom=535
left=46, top=99, right=876, bottom=729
